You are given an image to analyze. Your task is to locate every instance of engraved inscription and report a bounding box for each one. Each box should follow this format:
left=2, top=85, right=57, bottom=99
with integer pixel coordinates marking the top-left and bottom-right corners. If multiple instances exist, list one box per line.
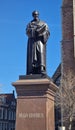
left=19, top=112, right=44, bottom=119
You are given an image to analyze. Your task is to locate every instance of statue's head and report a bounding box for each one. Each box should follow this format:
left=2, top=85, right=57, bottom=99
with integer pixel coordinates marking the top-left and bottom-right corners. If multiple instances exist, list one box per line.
left=32, top=10, right=39, bottom=20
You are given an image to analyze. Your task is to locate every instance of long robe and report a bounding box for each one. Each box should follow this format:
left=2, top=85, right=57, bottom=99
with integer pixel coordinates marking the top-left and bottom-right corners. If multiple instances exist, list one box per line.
left=26, top=19, right=50, bottom=75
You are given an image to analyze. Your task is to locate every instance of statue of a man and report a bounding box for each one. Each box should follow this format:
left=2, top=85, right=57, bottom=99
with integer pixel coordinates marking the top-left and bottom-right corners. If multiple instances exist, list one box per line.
left=26, top=10, right=50, bottom=75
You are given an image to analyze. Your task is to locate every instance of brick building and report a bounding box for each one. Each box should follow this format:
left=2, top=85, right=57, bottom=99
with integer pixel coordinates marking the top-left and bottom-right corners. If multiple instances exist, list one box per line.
left=53, top=0, right=75, bottom=89
left=0, top=91, right=16, bottom=130
left=52, top=0, right=75, bottom=129
left=61, top=0, right=75, bottom=78
left=53, top=0, right=75, bottom=86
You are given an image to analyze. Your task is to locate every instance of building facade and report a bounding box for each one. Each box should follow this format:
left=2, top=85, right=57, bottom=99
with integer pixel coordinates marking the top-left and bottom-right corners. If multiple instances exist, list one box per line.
left=0, top=91, right=16, bottom=130
left=52, top=0, right=75, bottom=129
left=61, top=0, right=75, bottom=81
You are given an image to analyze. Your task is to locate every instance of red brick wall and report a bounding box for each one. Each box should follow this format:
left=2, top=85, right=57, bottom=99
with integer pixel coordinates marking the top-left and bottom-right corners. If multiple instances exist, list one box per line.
left=61, top=0, right=75, bottom=78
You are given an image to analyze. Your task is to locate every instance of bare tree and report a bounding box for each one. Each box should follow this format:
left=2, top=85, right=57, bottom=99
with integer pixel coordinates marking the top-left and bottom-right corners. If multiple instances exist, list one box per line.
left=55, top=73, right=75, bottom=130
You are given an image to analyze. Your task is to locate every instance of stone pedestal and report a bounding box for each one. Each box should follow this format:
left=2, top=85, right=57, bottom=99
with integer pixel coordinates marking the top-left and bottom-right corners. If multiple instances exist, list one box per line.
left=12, top=75, right=57, bottom=130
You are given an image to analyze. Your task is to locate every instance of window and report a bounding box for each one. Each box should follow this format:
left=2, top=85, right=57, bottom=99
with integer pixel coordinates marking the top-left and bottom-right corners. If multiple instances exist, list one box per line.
left=0, top=108, right=3, bottom=119
left=8, top=110, right=11, bottom=120
left=3, top=108, right=7, bottom=120
left=0, top=122, right=2, bottom=130
left=2, top=97, right=6, bottom=104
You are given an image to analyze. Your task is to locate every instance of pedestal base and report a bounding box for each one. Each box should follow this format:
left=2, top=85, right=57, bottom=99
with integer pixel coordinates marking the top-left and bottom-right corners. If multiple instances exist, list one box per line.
left=12, top=76, right=57, bottom=130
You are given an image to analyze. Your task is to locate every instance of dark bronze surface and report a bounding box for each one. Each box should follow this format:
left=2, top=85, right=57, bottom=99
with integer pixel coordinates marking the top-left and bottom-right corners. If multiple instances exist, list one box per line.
left=26, top=11, right=50, bottom=75
left=19, top=74, right=51, bottom=80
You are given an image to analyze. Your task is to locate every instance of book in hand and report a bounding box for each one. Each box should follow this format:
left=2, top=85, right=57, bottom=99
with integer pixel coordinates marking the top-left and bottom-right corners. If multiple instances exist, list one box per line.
left=36, top=24, right=46, bottom=35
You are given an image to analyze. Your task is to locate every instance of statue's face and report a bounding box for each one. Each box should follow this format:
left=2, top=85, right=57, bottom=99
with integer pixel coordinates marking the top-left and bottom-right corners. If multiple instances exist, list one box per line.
left=33, top=14, right=39, bottom=20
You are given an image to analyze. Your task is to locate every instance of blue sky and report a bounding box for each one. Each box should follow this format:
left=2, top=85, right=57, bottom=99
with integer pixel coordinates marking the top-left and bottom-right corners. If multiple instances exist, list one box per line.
left=0, top=0, right=62, bottom=95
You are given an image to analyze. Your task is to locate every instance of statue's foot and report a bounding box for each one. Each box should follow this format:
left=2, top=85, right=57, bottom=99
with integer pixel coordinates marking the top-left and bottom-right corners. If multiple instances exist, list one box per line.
left=40, top=66, right=46, bottom=75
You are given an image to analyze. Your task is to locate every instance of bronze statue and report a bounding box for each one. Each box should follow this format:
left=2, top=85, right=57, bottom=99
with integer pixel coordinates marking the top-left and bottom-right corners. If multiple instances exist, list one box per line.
left=26, top=10, right=50, bottom=75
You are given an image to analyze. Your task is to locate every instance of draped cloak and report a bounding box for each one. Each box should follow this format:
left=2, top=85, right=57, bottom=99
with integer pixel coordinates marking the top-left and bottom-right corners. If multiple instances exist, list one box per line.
left=26, top=19, right=50, bottom=75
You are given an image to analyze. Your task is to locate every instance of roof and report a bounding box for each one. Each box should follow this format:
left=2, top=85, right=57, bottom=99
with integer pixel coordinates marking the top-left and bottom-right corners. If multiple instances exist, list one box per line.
left=52, top=64, right=61, bottom=83
left=0, top=91, right=16, bottom=106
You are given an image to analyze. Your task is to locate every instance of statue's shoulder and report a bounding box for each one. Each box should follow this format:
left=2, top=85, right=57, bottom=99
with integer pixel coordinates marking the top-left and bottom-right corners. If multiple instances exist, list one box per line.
left=39, top=20, right=44, bottom=24
left=27, top=20, right=36, bottom=28
left=39, top=20, right=48, bottom=26
left=27, top=21, right=32, bottom=27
